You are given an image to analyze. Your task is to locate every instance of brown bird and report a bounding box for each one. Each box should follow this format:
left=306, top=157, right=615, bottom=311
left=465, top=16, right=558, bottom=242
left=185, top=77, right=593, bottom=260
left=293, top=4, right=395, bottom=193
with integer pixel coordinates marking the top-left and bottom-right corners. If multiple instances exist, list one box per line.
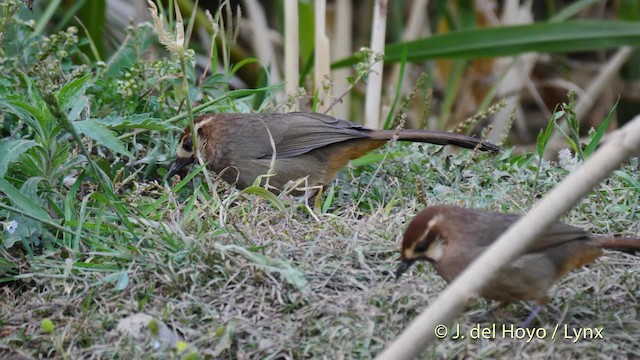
left=167, top=112, right=500, bottom=192
left=396, top=205, right=640, bottom=305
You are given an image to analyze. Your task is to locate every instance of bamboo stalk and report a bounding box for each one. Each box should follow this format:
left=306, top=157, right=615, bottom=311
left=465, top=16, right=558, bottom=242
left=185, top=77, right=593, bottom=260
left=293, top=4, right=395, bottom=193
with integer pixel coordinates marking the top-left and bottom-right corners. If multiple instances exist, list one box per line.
left=387, top=0, right=428, bottom=98
left=365, top=0, right=388, bottom=128
left=314, top=0, right=331, bottom=113
left=284, top=0, right=299, bottom=109
left=330, top=0, right=352, bottom=119
left=244, top=0, right=282, bottom=101
left=488, top=1, right=535, bottom=144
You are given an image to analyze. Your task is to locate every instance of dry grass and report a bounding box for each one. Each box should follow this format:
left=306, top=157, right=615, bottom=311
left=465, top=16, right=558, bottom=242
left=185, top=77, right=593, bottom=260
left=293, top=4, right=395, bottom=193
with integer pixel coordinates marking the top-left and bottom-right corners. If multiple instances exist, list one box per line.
left=1, top=144, right=639, bottom=359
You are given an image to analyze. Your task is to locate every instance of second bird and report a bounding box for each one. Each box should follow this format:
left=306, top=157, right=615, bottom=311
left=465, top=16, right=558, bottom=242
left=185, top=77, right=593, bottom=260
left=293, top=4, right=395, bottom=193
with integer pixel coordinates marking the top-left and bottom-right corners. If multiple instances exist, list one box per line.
left=168, top=112, right=500, bottom=193
left=396, top=205, right=640, bottom=306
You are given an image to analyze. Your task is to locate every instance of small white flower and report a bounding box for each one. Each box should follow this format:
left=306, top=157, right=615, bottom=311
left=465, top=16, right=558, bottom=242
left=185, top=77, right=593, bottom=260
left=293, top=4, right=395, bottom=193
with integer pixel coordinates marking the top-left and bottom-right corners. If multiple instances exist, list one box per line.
left=558, top=148, right=580, bottom=172
left=4, top=220, right=18, bottom=234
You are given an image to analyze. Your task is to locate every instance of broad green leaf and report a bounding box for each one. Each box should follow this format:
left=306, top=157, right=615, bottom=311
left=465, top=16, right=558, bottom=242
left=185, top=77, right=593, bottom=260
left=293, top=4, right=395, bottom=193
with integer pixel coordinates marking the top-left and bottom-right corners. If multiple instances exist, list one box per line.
left=57, top=74, right=92, bottom=121
left=0, top=139, right=37, bottom=178
left=73, top=120, right=133, bottom=157
left=0, top=73, right=52, bottom=139
left=333, top=21, right=640, bottom=67
left=2, top=215, right=43, bottom=249
left=97, top=113, right=178, bottom=131
left=0, top=177, right=52, bottom=222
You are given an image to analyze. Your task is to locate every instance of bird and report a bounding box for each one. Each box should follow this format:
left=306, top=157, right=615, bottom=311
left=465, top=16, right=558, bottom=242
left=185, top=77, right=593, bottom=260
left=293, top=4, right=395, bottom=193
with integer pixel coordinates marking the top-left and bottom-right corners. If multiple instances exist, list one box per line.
left=167, top=112, right=500, bottom=193
left=395, top=205, right=640, bottom=307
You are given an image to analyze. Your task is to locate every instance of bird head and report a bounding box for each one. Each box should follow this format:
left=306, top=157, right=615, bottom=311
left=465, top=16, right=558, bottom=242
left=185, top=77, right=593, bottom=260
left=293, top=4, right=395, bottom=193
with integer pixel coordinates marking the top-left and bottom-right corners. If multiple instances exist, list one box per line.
left=395, top=207, right=447, bottom=279
left=167, top=122, right=207, bottom=179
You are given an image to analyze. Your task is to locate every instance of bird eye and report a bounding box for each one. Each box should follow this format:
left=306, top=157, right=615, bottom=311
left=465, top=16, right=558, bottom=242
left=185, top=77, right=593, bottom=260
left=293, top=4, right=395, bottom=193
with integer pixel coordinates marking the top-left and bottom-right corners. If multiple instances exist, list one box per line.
left=414, top=239, right=430, bottom=253
left=183, top=137, right=193, bottom=152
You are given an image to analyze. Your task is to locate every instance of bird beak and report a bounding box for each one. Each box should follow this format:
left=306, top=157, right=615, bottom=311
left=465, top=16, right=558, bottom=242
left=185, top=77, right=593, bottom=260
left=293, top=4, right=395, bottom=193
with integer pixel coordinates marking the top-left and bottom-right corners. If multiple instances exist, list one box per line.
left=167, top=157, right=193, bottom=179
left=395, top=259, right=415, bottom=281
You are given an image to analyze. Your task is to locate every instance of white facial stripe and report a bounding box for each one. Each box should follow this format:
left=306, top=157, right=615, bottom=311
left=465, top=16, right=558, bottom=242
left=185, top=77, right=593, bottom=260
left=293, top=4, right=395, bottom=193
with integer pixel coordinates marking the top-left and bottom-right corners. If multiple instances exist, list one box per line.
left=416, top=214, right=442, bottom=244
left=426, top=236, right=445, bottom=262
left=423, top=215, right=444, bottom=261
left=427, top=214, right=442, bottom=230
left=194, top=117, right=213, bottom=133
left=176, top=145, right=192, bottom=158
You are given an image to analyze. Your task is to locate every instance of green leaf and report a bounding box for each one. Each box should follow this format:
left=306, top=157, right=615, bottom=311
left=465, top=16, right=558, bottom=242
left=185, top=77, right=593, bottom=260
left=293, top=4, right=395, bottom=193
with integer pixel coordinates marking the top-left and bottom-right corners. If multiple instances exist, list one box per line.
left=200, top=73, right=229, bottom=90
left=384, top=46, right=408, bottom=130
left=73, top=119, right=133, bottom=157
left=536, top=111, right=560, bottom=157
left=321, top=186, right=335, bottom=214
left=97, top=113, right=178, bottom=132
left=333, top=21, right=640, bottom=67
left=57, top=74, right=92, bottom=121
left=584, top=97, right=619, bottom=157
left=0, top=139, right=37, bottom=178
left=77, top=0, right=106, bottom=59
left=550, top=0, right=602, bottom=22
left=102, top=271, right=130, bottom=290
left=0, top=256, right=16, bottom=275
left=240, top=186, right=286, bottom=212
left=351, top=152, right=402, bottom=167
left=298, top=1, right=315, bottom=60
left=2, top=215, right=43, bottom=249
left=614, top=170, right=640, bottom=193
left=230, top=58, right=260, bottom=78
left=0, top=73, right=53, bottom=139
left=0, top=177, right=52, bottom=222
left=144, top=163, right=207, bottom=218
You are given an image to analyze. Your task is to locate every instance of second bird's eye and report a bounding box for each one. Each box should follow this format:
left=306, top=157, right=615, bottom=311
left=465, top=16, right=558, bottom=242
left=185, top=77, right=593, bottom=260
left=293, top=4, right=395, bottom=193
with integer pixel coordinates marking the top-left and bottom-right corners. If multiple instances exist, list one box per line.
left=414, top=240, right=429, bottom=253
left=183, top=137, right=193, bottom=152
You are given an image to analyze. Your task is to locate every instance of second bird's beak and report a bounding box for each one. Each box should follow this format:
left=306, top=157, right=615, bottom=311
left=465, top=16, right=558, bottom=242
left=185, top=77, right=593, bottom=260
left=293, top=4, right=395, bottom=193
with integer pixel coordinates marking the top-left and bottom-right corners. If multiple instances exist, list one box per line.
left=167, top=157, right=194, bottom=179
left=395, top=259, right=415, bottom=281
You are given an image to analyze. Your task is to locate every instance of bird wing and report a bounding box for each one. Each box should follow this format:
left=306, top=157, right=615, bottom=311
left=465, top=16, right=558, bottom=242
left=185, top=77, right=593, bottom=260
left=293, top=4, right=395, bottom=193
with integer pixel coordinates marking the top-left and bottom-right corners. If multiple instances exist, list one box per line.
left=210, top=112, right=370, bottom=161
left=526, top=221, right=592, bottom=252
left=461, top=209, right=590, bottom=251
left=251, top=112, right=370, bottom=159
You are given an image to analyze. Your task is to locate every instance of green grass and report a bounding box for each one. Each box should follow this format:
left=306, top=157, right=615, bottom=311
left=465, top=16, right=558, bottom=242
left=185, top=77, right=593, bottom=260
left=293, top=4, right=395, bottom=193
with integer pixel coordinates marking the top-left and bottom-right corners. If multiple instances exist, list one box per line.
left=1, top=144, right=639, bottom=358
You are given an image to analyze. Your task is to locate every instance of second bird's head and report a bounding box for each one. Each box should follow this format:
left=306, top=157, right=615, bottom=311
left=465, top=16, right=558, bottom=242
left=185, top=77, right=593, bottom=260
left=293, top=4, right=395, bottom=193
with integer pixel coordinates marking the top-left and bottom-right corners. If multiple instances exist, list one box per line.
left=395, top=207, right=448, bottom=279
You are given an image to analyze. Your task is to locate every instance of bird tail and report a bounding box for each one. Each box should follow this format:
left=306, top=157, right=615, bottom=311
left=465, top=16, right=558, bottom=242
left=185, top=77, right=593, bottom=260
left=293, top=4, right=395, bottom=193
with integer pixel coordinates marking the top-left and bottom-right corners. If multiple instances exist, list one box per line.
left=371, top=129, right=501, bottom=152
left=597, top=237, right=640, bottom=254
